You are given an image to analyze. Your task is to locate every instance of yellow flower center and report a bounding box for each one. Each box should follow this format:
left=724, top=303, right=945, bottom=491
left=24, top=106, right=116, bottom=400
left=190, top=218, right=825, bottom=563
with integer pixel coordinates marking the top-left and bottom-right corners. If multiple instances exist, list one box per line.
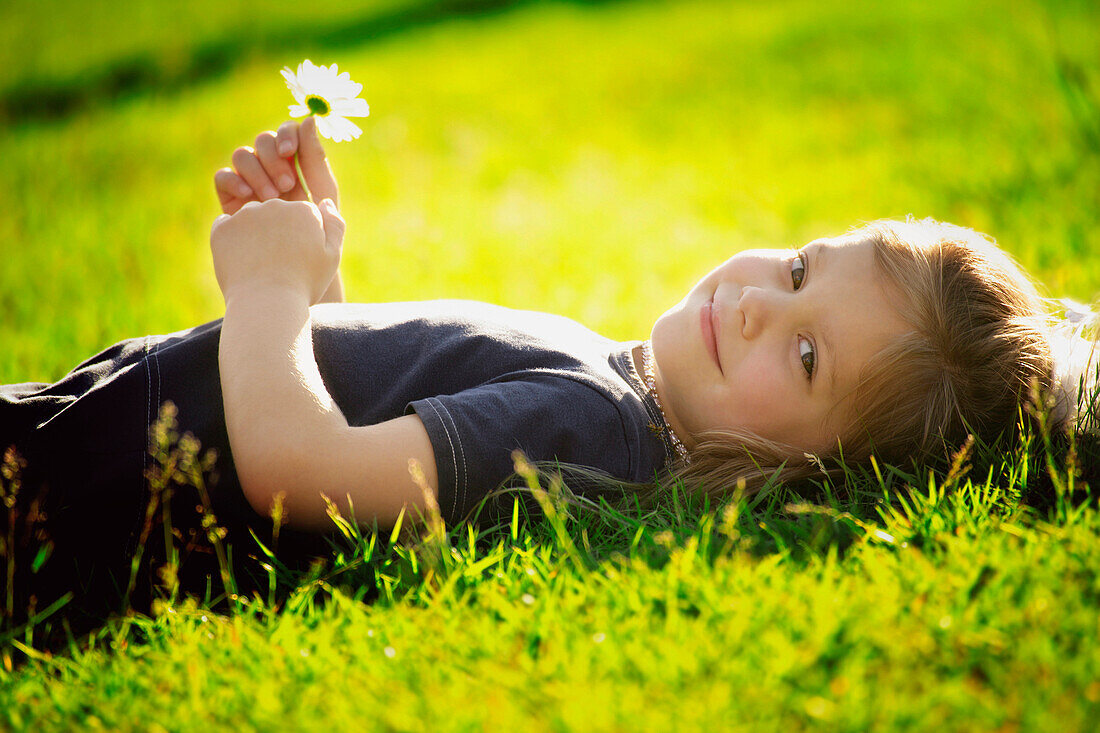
left=306, top=95, right=330, bottom=116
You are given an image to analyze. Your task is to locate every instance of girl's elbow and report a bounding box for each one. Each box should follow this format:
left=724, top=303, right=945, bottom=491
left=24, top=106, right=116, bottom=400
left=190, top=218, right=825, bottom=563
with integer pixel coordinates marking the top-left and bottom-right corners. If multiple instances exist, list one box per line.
left=236, top=465, right=331, bottom=531
left=235, top=458, right=287, bottom=519
left=231, top=432, right=349, bottom=531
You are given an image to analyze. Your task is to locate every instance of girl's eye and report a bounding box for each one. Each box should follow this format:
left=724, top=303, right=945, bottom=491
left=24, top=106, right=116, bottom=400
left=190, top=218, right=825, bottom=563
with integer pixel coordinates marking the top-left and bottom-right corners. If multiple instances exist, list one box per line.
left=791, top=252, right=806, bottom=291
left=799, top=337, right=815, bottom=379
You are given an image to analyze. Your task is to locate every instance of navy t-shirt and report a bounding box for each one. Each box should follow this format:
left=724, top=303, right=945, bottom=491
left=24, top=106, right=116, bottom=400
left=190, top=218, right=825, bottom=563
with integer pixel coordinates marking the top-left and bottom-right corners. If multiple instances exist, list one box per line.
left=308, top=301, right=671, bottom=522
left=2, top=300, right=672, bottom=528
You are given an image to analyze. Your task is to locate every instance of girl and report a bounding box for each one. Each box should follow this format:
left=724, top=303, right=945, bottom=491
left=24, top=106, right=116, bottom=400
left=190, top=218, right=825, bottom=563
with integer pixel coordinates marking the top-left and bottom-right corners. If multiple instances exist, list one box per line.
left=2, top=118, right=1096, bottom=631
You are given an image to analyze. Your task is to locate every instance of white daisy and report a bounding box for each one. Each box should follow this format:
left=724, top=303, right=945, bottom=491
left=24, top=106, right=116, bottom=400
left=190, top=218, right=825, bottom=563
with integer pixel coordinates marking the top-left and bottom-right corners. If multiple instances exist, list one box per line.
left=281, top=59, right=370, bottom=142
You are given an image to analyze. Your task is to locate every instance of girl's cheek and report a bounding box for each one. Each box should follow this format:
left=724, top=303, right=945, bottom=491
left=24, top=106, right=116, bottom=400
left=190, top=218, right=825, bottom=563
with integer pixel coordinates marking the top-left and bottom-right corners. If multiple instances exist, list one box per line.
left=739, top=362, right=785, bottom=402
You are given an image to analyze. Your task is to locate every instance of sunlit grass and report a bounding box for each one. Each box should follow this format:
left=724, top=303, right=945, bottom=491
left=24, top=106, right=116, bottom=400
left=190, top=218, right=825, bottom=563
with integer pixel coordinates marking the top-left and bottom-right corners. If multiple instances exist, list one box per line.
left=5, top=422, right=1100, bottom=729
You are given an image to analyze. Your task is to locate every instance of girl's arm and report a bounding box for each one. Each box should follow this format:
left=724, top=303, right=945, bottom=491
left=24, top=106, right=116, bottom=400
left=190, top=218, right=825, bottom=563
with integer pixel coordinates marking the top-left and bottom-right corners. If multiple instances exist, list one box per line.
left=211, top=199, right=438, bottom=531
left=214, top=117, right=345, bottom=303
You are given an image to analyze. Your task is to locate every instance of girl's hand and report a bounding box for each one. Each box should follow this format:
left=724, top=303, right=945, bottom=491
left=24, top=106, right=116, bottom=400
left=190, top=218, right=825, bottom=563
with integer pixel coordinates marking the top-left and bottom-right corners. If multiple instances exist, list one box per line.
left=214, top=116, right=340, bottom=214
left=213, top=116, right=347, bottom=304
left=210, top=197, right=345, bottom=305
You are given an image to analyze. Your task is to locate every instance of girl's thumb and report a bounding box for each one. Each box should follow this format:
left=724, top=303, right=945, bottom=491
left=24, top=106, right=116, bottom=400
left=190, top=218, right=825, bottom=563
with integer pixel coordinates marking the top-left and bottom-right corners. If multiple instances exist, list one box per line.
left=318, top=198, right=345, bottom=250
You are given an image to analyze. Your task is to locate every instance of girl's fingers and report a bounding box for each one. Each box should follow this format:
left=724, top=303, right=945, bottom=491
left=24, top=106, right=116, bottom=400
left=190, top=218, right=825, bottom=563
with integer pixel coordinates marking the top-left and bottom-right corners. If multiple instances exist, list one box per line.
left=275, top=120, right=300, bottom=157
left=214, top=168, right=252, bottom=214
left=297, top=117, right=339, bottom=207
left=216, top=121, right=321, bottom=217
left=232, top=146, right=280, bottom=201
left=254, top=131, right=298, bottom=194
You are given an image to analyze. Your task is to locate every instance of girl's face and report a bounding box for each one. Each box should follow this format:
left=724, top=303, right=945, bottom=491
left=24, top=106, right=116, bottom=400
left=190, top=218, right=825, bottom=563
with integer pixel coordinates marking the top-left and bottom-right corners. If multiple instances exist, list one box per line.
left=649, top=235, right=908, bottom=453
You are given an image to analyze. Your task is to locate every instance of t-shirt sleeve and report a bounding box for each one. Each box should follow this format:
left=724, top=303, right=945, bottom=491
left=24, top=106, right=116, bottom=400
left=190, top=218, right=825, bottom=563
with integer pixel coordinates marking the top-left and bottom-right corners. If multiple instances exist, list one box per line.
left=407, top=376, right=634, bottom=524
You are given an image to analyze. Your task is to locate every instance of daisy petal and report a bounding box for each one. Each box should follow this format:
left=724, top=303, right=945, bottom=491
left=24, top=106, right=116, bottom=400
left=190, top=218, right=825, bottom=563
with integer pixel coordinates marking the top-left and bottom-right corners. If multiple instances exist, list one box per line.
left=314, top=115, right=338, bottom=141
left=331, top=97, right=370, bottom=117
left=299, top=61, right=323, bottom=86
left=328, top=116, right=363, bottom=142
left=288, top=104, right=310, bottom=117
left=335, top=79, right=364, bottom=98
left=281, top=73, right=306, bottom=102
left=315, top=81, right=341, bottom=100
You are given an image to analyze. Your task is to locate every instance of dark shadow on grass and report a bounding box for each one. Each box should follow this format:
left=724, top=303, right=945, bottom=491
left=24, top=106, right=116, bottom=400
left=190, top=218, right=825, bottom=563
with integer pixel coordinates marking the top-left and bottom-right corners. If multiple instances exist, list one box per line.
left=1, top=0, right=628, bottom=125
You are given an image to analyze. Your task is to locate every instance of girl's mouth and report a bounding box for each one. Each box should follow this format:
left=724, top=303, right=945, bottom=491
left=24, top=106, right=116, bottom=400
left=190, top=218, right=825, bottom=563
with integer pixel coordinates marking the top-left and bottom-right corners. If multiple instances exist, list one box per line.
left=702, top=297, right=722, bottom=374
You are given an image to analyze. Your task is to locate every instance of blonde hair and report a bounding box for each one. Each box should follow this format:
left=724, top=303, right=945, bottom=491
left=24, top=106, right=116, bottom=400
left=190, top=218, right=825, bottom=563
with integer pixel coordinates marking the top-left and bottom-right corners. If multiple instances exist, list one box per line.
left=669, top=217, right=1099, bottom=499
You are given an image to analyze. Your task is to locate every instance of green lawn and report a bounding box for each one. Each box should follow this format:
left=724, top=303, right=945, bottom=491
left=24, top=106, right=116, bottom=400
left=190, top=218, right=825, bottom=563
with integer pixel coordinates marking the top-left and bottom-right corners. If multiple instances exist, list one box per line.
left=2, top=0, right=1100, bottom=729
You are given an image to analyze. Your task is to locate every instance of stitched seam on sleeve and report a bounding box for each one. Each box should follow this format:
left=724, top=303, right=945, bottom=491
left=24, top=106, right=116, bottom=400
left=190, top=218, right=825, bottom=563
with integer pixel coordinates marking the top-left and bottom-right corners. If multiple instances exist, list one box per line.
left=153, top=341, right=162, bottom=419
left=143, top=337, right=151, bottom=440
left=146, top=337, right=165, bottom=494
left=430, top=398, right=468, bottom=517
left=421, top=398, right=462, bottom=519
left=143, top=338, right=152, bottom=507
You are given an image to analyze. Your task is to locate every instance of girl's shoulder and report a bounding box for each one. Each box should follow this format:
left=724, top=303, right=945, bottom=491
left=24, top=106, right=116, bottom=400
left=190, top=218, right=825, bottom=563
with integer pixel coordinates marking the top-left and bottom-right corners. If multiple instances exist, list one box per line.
left=312, top=298, right=605, bottom=339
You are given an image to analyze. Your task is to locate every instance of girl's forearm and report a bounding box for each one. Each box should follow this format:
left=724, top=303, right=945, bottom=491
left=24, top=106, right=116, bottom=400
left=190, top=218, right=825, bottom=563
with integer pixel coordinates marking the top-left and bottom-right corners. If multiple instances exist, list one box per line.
left=218, top=285, right=345, bottom=516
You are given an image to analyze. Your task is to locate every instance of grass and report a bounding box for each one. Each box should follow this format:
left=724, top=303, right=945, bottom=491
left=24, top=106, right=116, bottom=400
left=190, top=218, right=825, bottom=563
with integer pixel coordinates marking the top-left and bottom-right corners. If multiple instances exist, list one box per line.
left=2, top=0, right=1100, bottom=729
left=6, top=431, right=1100, bottom=729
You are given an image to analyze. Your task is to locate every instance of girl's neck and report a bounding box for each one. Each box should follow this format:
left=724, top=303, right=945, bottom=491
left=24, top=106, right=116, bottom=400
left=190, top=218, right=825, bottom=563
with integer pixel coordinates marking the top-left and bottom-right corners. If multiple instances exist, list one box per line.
left=636, top=341, right=691, bottom=463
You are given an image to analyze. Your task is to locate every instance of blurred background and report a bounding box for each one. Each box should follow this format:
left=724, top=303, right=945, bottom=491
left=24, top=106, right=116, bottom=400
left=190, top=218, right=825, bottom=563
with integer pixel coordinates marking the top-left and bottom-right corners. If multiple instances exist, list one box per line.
left=1, top=0, right=1098, bottom=382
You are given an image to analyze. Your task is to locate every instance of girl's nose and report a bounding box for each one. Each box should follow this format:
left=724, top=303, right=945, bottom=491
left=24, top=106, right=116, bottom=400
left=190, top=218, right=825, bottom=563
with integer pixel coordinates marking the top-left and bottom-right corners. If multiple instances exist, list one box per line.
left=738, top=285, right=783, bottom=340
